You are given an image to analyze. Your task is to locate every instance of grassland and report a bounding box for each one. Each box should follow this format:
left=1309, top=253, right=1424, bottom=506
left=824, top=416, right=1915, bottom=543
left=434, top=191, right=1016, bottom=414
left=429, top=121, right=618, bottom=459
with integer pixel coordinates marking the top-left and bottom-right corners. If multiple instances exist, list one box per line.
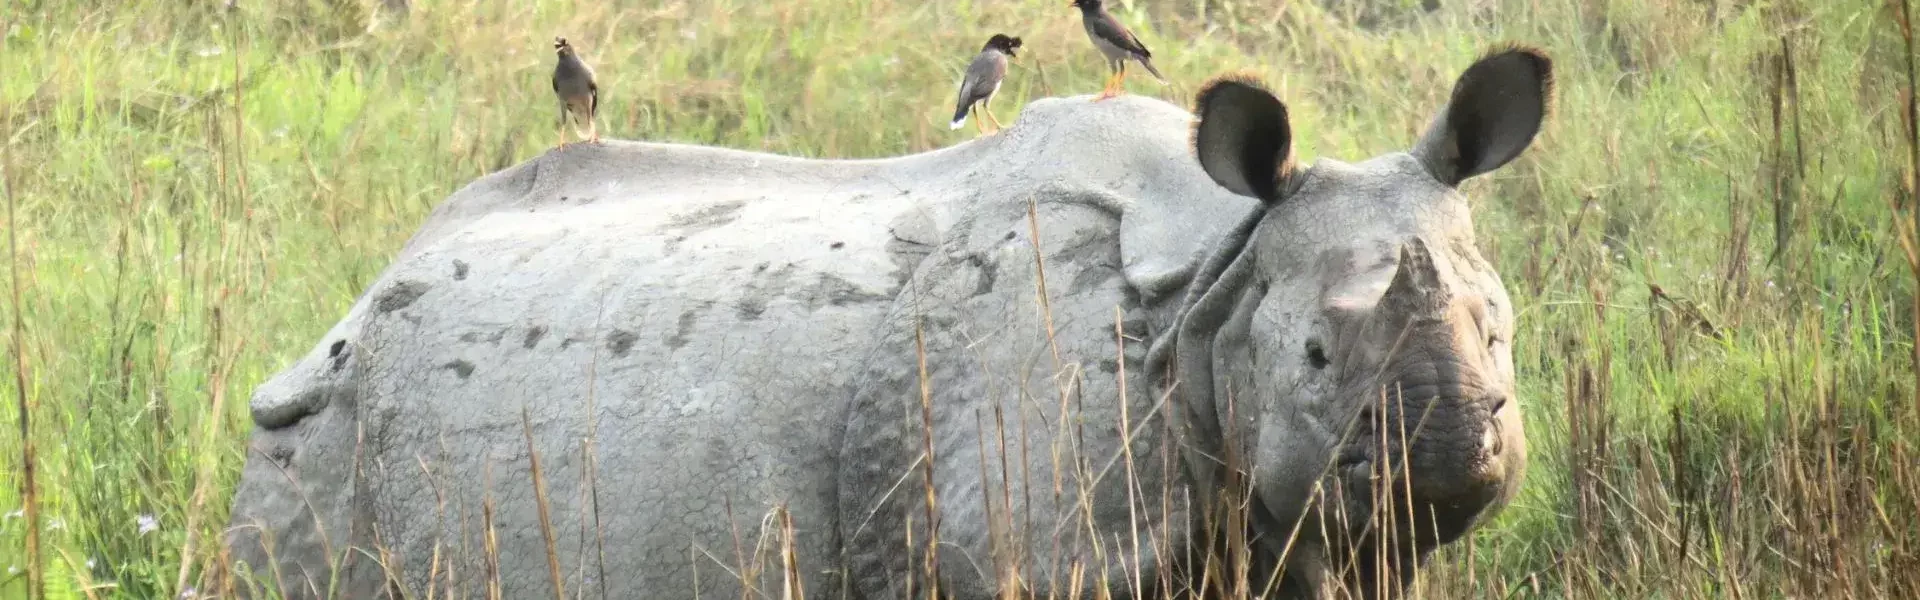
left=1, top=0, right=1916, bottom=597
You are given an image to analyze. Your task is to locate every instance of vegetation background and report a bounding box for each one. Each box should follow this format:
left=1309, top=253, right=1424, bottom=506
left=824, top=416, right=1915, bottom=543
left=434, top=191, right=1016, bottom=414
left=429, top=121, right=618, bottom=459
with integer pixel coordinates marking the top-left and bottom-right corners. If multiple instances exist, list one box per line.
left=2, top=0, right=1917, bottom=597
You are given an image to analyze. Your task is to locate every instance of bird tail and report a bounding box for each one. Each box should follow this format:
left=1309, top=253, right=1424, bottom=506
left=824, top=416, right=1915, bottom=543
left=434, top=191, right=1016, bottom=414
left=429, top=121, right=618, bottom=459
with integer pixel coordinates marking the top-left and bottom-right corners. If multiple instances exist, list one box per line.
left=950, top=102, right=971, bottom=130
left=1139, top=58, right=1167, bottom=83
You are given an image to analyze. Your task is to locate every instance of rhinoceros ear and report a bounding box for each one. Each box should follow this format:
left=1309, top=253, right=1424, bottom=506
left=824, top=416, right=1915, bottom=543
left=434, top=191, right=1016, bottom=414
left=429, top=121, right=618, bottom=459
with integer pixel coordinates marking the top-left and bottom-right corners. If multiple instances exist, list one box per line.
left=1411, top=45, right=1554, bottom=186
left=1192, top=73, right=1295, bottom=203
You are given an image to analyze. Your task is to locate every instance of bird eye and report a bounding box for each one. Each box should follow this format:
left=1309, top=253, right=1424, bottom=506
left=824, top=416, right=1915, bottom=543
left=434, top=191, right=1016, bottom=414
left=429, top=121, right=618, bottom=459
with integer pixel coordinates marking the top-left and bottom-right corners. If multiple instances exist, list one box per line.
left=1305, top=339, right=1330, bottom=370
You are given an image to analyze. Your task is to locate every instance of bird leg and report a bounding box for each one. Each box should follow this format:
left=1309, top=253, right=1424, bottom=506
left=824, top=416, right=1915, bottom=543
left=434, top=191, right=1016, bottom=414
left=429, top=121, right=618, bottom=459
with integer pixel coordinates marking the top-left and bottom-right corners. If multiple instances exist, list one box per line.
left=1096, top=64, right=1125, bottom=101
left=586, top=117, right=600, bottom=143
left=983, top=99, right=1003, bottom=133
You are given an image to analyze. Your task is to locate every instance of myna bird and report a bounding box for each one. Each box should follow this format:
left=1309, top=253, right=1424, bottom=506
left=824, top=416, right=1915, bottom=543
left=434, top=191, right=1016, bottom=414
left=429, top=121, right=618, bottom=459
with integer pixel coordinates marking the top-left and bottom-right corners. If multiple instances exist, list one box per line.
left=551, top=37, right=599, bottom=145
left=1070, top=0, right=1166, bottom=101
left=949, top=34, right=1023, bottom=134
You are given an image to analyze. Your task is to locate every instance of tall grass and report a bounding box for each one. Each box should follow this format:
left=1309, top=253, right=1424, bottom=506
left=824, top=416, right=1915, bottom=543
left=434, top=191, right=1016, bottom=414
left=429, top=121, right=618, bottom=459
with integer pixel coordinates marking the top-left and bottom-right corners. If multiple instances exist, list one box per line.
left=0, top=0, right=1913, bottom=597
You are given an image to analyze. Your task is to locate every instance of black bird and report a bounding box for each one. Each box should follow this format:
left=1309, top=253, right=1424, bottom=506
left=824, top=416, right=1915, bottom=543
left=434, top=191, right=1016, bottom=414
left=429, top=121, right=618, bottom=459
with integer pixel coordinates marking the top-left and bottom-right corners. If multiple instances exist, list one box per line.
left=551, top=37, right=600, bottom=145
left=950, top=34, right=1023, bottom=134
left=1070, top=0, right=1165, bottom=100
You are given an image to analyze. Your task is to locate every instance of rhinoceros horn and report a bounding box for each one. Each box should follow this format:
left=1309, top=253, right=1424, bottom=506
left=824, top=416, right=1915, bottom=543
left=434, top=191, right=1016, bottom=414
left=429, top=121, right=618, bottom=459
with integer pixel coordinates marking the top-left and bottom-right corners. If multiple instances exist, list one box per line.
left=1380, top=239, right=1450, bottom=319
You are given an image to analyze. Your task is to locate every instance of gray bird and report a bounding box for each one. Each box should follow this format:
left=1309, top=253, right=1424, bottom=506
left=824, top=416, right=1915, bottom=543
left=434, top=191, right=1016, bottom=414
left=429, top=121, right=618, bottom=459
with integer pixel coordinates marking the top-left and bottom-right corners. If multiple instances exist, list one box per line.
left=949, top=34, right=1022, bottom=134
left=1070, top=0, right=1165, bottom=101
left=551, top=37, right=599, bottom=145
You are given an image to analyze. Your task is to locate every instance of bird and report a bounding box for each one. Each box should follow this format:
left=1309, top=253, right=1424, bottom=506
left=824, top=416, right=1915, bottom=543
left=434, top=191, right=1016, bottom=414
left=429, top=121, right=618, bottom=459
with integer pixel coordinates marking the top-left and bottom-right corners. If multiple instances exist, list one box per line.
left=1070, top=0, right=1166, bottom=101
left=950, top=34, right=1023, bottom=134
left=551, top=36, right=600, bottom=146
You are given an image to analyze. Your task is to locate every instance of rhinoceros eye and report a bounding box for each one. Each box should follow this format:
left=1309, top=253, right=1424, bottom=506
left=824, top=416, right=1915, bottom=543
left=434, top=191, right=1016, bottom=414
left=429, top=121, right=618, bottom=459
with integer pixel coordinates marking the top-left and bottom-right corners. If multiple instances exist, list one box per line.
left=1305, top=339, right=1330, bottom=370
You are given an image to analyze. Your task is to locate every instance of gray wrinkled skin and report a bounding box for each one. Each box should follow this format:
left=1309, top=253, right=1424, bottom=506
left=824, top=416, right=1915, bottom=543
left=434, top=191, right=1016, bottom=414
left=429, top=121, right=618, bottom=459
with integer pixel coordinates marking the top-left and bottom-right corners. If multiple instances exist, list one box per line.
left=224, top=48, right=1549, bottom=600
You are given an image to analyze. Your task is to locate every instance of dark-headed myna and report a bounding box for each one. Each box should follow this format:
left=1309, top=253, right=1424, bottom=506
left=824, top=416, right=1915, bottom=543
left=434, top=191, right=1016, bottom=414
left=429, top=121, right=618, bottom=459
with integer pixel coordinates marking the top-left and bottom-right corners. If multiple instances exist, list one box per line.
left=950, top=34, right=1023, bottom=134
left=551, top=37, right=600, bottom=145
left=1070, top=0, right=1165, bottom=101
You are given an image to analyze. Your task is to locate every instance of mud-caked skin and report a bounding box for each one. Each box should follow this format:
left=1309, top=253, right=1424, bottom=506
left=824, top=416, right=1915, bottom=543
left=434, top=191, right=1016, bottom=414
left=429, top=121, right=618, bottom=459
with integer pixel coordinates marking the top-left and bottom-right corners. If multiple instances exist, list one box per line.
left=223, top=46, right=1551, bottom=599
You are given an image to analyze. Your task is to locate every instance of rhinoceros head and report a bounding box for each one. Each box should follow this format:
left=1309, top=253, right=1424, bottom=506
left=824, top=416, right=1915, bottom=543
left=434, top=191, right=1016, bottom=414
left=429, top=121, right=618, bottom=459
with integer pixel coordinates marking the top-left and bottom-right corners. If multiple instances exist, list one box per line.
left=1180, top=47, right=1549, bottom=570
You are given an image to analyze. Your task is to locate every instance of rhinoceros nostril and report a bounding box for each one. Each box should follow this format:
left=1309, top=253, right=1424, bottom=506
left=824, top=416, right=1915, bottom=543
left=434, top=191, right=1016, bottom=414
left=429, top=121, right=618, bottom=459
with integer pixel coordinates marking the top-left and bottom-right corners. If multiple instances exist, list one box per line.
left=1355, top=406, right=1379, bottom=432
left=1337, top=445, right=1370, bottom=467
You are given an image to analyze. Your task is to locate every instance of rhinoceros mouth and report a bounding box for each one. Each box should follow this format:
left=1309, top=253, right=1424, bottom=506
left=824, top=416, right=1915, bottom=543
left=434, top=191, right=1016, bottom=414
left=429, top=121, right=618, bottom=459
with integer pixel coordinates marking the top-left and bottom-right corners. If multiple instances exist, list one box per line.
left=1315, top=464, right=1499, bottom=550
left=1319, top=401, right=1513, bottom=548
left=1331, top=407, right=1507, bottom=474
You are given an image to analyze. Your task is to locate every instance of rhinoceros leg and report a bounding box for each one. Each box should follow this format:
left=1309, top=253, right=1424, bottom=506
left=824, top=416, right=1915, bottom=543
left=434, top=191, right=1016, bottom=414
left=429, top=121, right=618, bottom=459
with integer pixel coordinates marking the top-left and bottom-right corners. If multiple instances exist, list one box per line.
left=838, top=201, right=1190, bottom=599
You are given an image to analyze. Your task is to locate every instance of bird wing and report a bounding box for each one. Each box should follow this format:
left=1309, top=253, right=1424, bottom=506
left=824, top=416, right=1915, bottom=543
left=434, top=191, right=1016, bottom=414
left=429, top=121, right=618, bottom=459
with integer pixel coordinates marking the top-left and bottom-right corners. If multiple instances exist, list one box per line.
left=956, top=52, right=1006, bottom=107
left=1094, top=13, right=1152, bottom=59
left=581, top=62, right=598, bottom=115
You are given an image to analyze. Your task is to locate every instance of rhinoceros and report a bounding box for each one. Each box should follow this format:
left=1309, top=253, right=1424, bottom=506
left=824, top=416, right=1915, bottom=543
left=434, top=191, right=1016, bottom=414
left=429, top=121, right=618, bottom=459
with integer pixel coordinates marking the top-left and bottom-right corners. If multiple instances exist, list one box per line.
left=223, top=46, right=1551, bottom=599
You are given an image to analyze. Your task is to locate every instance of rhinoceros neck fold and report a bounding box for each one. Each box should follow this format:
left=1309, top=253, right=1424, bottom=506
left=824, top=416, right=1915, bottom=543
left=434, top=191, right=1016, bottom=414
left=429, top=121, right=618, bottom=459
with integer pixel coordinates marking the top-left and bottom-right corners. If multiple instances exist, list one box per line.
left=1143, top=204, right=1267, bottom=381
left=1139, top=205, right=1270, bottom=501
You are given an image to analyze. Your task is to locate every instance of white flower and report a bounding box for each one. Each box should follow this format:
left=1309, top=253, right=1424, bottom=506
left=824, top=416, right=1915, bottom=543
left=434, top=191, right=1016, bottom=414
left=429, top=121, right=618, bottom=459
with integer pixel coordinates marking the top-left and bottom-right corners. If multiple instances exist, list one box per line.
left=137, top=514, right=159, bottom=536
left=48, top=518, right=64, bottom=530
left=4, top=509, right=21, bottom=520
left=179, top=586, right=198, bottom=599
left=85, top=558, right=96, bottom=570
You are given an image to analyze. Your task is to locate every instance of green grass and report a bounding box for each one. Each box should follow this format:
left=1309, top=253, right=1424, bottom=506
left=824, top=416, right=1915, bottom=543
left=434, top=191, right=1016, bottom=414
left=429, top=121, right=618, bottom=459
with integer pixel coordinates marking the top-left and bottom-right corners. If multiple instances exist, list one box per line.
left=1, top=0, right=1916, bottom=597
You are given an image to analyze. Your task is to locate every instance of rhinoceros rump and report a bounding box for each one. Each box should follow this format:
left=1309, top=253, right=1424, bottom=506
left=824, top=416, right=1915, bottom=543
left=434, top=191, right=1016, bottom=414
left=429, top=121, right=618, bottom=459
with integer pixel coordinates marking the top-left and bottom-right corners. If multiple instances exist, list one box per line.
left=223, top=46, right=1550, bottom=599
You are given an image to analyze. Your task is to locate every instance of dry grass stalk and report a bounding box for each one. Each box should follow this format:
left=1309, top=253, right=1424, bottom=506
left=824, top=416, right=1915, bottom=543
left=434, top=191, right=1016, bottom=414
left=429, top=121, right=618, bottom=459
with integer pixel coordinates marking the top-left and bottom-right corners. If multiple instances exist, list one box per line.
left=5, top=112, right=43, bottom=600
left=522, top=406, right=568, bottom=600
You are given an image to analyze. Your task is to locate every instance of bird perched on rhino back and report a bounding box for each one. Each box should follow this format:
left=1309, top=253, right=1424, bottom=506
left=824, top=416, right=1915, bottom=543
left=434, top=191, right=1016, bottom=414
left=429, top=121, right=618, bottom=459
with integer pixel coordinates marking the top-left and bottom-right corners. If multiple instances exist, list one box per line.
left=551, top=36, right=600, bottom=146
left=949, top=33, right=1023, bottom=135
left=1070, top=0, right=1165, bottom=101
